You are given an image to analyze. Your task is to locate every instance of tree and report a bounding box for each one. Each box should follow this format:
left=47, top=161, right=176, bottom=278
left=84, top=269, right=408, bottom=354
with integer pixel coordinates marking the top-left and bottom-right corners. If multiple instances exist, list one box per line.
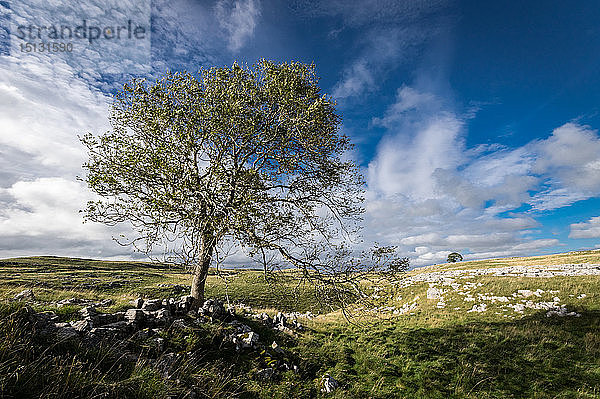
left=447, top=252, right=463, bottom=263
left=81, top=60, right=400, bottom=309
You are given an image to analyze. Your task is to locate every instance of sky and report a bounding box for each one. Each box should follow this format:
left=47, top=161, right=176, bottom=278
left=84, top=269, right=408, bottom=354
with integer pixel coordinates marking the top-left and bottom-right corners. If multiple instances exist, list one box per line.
left=1, top=0, right=600, bottom=267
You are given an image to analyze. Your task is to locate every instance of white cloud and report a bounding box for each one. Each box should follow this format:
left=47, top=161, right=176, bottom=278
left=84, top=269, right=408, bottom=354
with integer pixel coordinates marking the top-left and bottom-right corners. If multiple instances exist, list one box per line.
left=0, top=56, right=132, bottom=259
left=528, top=188, right=590, bottom=211
left=362, top=85, right=600, bottom=266
left=8, top=0, right=152, bottom=75
left=0, top=177, right=134, bottom=259
left=525, top=124, right=600, bottom=211
left=483, top=216, right=538, bottom=230
left=367, top=87, right=464, bottom=200
left=333, top=60, right=375, bottom=99
left=369, top=115, right=463, bottom=200
left=532, top=124, right=600, bottom=201
left=372, top=86, right=438, bottom=128
left=0, top=58, right=109, bottom=174
left=511, top=239, right=561, bottom=251
left=150, top=0, right=221, bottom=73
left=332, top=27, right=437, bottom=100
left=328, top=0, right=451, bottom=101
left=569, top=216, right=600, bottom=239
left=1, top=178, right=96, bottom=237
left=215, top=0, right=261, bottom=52
left=533, top=123, right=600, bottom=189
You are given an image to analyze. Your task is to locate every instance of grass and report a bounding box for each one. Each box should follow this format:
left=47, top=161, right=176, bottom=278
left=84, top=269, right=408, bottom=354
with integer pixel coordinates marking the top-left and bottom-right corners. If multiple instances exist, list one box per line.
left=297, top=311, right=600, bottom=398
left=0, top=251, right=600, bottom=397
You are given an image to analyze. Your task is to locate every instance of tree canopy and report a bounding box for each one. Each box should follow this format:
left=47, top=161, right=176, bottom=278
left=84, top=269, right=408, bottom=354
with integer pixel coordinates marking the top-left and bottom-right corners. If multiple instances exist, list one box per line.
left=81, top=60, right=402, bottom=308
left=447, top=252, right=463, bottom=263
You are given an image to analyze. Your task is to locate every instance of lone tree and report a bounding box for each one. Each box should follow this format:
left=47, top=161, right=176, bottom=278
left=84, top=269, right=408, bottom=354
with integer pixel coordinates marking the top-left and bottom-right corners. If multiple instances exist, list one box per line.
left=447, top=252, right=463, bottom=263
left=81, top=60, right=402, bottom=309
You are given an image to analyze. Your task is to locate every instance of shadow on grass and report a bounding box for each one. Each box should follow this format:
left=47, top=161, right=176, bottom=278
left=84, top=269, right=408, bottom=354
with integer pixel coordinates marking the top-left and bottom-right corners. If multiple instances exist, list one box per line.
left=324, top=310, right=600, bottom=398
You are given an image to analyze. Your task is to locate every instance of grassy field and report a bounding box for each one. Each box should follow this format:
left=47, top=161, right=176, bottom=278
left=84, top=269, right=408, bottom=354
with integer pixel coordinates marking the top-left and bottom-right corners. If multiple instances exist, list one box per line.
left=1, top=251, right=600, bottom=398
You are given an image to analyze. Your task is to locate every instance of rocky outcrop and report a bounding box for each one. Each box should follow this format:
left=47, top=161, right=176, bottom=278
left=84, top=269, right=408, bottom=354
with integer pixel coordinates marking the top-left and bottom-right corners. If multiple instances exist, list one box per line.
left=252, top=311, right=305, bottom=333
left=198, top=298, right=230, bottom=321
left=19, top=296, right=302, bottom=349
left=15, top=296, right=305, bottom=385
left=399, top=263, right=600, bottom=288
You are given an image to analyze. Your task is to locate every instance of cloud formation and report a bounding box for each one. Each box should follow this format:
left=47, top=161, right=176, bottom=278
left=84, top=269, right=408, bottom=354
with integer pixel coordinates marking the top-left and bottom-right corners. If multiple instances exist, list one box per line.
left=0, top=56, right=133, bottom=259
left=215, top=0, right=261, bottom=52
left=364, top=86, right=600, bottom=265
left=322, top=1, right=451, bottom=100
left=570, top=216, right=600, bottom=239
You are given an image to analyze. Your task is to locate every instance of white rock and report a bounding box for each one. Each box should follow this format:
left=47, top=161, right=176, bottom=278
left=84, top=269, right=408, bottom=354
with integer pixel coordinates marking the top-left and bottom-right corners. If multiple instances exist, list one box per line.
left=468, top=304, right=487, bottom=313
left=427, top=287, right=444, bottom=300
left=271, top=341, right=285, bottom=354
left=320, top=374, right=339, bottom=393
left=235, top=331, right=259, bottom=349
left=546, top=306, right=580, bottom=317
left=14, top=289, right=34, bottom=301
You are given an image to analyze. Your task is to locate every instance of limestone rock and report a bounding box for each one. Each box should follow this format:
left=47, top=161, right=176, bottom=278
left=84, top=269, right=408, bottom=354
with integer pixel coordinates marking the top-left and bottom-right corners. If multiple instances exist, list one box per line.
left=125, top=308, right=145, bottom=324
left=467, top=303, right=487, bottom=313
left=141, top=299, right=162, bottom=311
left=79, top=306, right=98, bottom=320
left=171, top=319, right=187, bottom=329
left=274, top=312, right=286, bottom=326
left=161, top=298, right=176, bottom=312
left=200, top=299, right=227, bottom=320
left=14, top=289, right=34, bottom=301
left=155, top=308, right=172, bottom=324
left=546, top=306, right=581, bottom=317
left=96, top=298, right=113, bottom=307
left=234, top=331, right=259, bottom=349
left=30, top=310, right=58, bottom=326
left=230, top=320, right=252, bottom=333
left=56, top=326, right=79, bottom=340
left=254, top=312, right=273, bottom=326
left=427, top=287, right=444, bottom=300
left=131, top=298, right=144, bottom=308
left=320, top=374, right=339, bottom=393
left=96, top=313, right=117, bottom=325
left=176, top=295, right=194, bottom=313
left=271, top=341, right=285, bottom=355
left=72, top=319, right=94, bottom=332
left=242, top=331, right=259, bottom=347
left=56, top=297, right=92, bottom=307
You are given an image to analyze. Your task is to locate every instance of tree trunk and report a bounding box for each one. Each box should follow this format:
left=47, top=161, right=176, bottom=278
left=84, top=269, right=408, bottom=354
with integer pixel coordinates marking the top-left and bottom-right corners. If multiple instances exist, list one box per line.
left=190, top=235, right=214, bottom=310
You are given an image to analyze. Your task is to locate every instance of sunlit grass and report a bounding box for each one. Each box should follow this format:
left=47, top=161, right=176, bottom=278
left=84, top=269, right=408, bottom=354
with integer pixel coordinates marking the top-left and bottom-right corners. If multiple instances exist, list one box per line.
left=1, top=251, right=600, bottom=397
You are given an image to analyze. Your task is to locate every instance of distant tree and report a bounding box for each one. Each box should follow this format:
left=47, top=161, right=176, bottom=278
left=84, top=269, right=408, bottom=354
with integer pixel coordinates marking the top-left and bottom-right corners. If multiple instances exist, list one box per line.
left=81, top=60, right=404, bottom=309
left=447, top=252, right=463, bottom=263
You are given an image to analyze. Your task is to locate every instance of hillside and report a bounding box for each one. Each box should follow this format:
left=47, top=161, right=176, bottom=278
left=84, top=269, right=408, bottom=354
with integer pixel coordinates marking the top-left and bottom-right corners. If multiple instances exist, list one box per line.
left=0, top=250, right=600, bottom=398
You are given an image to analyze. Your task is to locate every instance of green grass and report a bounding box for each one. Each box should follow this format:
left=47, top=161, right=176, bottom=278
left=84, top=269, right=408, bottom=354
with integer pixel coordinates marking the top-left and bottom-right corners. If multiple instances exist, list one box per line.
left=295, top=311, right=600, bottom=398
left=1, top=251, right=600, bottom=397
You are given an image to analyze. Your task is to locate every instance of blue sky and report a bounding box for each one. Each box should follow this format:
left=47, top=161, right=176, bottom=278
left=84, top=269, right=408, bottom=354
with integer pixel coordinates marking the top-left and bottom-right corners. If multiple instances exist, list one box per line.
left=1, top=0, right=600, bottom=266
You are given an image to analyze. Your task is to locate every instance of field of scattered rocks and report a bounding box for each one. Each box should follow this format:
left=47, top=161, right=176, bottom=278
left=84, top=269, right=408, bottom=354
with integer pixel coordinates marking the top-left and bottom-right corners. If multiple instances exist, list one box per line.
left=1, top=251, right=600, bottom=398
left=361, top=262, right=599, bottom=319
